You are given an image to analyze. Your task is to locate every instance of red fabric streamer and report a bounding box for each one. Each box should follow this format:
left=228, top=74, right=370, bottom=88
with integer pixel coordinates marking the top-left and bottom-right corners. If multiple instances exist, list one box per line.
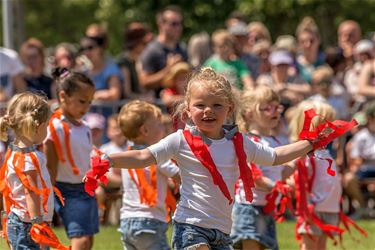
left=84, top=153, right=110, bottom=196
left=263, top=181, right=294, bottom=221
left=298, top=109, right=357, bottom=150
left=30, top=223, right=71, bottom=250
left=183, top=130, right=254, bottom=204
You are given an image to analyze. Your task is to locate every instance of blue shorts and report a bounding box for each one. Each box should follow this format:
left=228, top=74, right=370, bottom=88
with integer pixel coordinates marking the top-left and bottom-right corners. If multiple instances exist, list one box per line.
left=55, top=182, right=99, bottom=238
left=6, top=212, right=40, bottom=250
left=172, top=221, right=232, bottom=250
left=119, top=217, right=170, bottom=250
left=231, top=202, right=278, bottom=250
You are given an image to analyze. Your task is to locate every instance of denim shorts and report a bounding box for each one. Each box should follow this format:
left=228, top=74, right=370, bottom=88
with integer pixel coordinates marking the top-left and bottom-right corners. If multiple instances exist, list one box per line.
left=55, top=182, right=99, bottom=238
left=6, top=212, right=40, bottom=250
left=297, top=211, right=339, bottom=236
left=172, top=221, right=233, bottom=250
left=231, top=202, right=278, bottom=250
left=119, top=217, right=170, bottom=250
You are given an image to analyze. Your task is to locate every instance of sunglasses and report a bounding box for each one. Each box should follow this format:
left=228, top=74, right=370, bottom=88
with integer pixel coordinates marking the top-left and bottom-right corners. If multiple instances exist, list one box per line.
left=80, top=44, right=98, bottom=52
left=259, top=104, right=284, bottom=114
left=163, top=20, right=182, bottom=27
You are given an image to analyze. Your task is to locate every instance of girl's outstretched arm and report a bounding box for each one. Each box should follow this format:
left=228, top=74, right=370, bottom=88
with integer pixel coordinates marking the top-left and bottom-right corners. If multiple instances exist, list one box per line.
left=110, top=148, right=156, bottom=169
left=273, top=140, right=312, bottom=166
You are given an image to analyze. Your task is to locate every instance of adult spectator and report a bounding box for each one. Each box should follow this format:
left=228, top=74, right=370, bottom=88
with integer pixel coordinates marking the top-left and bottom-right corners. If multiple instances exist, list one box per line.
left=295, top=17, right=325, bottom=84
left=225, top=10, right=247, bottom=29
left=229, top=21, right=260, bottom=79
left=53, top=43, right=77, bottom=70
left=357, top=58, right=375, bottom=100
left=252, top=39, right=272, bottom=77
left=257, top=50, right=309, bottom=107
left=139, top=5, right=188, bottom=97
left=81, top=23, right=123, bottom=101
left=344, top=40, right=374, bottom=104
left=187, top=32, right=212, bottom=69
left=204, top=30, right=254, bottom=90
left=247, top=21, right=271, bottom=53
left=344, top=101, right=375, bottom=218
left=19, top=38, right=54, bottom=99
left=338, top=20, right=362, bottom=67
left=118, top=22, right=154, bottom=100
left=0, top=47, right=26, bottom=101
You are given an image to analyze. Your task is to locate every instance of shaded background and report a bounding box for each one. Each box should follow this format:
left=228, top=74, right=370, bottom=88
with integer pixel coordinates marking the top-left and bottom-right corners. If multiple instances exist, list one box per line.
left=1, top=0, right=374, bottom=54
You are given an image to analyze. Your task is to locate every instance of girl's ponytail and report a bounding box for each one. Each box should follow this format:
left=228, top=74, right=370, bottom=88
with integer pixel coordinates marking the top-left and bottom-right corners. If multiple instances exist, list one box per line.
left=0, top=115, right=10, bottom=141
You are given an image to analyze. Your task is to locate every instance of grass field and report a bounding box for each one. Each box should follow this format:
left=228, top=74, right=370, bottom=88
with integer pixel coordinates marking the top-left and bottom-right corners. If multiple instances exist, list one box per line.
left=1, top=220, right=374, bottom=249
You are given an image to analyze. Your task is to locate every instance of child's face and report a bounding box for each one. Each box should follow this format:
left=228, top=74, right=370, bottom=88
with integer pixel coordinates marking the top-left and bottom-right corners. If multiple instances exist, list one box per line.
left=91, top=128, right=103, bottom=147
left=187, top=85, right=233, bottom=139
left=252, top=101, right=283, bottom=131
left=142, top=115, right=165, bottom=145
left=215, top=41, right=233, bottom=60
left=107, top=119, right=126, bottom=145
left=33, top=121, right=48, bottom=145
left=60, top=84, right=95, bottom=120
left=312, top=80, right=331, bottom=97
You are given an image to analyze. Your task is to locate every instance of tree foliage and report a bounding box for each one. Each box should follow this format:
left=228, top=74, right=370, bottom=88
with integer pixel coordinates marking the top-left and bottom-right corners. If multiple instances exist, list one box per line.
left=1, top=0, right=374, bottom=54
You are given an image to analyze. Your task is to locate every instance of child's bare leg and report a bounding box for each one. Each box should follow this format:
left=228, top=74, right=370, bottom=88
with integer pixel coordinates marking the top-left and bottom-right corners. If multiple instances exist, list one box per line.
left=316, top=235, right=327, bottom=250
left=300, top=235, right=318, bottom=250
left=192, top=244, right=210, bottom=250
left=71, top=235, right=93, bottom=250
left=242, top=239, right=264, bottom=250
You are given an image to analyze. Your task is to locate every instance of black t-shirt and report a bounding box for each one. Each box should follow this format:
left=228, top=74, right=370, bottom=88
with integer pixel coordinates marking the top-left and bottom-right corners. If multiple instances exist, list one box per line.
left=117, top=55, right=141, bottom=94
left=140, top=39, right=188, bottom=98
left=24, top=74, right=53, bottom=99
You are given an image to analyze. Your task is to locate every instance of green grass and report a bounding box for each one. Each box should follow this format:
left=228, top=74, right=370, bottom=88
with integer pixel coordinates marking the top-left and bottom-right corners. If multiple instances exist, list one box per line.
left=1, top=220, right=374, bottom=249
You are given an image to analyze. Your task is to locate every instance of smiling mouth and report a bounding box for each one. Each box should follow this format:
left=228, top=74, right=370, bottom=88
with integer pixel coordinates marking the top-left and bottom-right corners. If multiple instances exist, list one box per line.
left=202, top=117, right=216, bottom=122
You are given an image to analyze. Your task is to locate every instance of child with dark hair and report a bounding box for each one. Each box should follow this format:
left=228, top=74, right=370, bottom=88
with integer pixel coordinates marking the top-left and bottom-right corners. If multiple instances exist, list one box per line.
left=44, top=67, right=98, bottom=250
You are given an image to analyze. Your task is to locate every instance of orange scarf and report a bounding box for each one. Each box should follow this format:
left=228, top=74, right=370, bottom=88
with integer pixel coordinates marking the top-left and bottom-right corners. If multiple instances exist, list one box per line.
left=49, top=110, right=80, bottom=175
left=0, top=147, right=67, bottom=248
left=127, top=146, right=177, bottom=221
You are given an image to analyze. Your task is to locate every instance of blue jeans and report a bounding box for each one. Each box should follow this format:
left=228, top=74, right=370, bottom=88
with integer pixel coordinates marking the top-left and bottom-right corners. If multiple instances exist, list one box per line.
left=231, top=202, right=278, bottom=250
left=119, top=217, right=170, bottom=250
left=172, top=221, right=232, bottom=250
left=6, top=212, right=39, bottom=250
left=55, top=182, right=99, bottom=238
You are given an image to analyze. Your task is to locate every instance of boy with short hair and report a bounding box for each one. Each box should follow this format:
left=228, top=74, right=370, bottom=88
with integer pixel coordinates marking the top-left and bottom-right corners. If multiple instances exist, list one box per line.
left=117, top=100, right=180, bottom=250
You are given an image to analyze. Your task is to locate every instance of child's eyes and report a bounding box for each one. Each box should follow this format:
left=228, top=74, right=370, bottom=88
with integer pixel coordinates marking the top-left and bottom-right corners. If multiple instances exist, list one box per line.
left=213, top=104, right=222, bottom=107
left=195, top=104, right=205, bottom=108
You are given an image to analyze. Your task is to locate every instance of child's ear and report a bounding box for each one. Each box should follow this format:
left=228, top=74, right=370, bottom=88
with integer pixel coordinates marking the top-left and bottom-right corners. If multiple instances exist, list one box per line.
left=58, top=91, right=66, bottom=103
left=139, top=124, right=147, bottom=137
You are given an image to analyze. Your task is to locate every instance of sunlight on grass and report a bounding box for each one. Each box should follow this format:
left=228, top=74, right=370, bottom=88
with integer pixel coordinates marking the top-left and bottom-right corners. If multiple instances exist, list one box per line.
left=0, top=220, right=373, bottom=249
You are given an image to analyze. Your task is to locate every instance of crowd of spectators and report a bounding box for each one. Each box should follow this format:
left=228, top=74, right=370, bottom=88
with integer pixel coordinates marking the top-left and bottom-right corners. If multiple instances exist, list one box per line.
left=1, top=6, right=375, bottom=220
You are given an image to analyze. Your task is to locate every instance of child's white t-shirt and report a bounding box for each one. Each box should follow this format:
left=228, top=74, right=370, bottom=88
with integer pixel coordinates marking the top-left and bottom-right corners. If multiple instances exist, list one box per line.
left=120, top=159, right=179, bottom=222
left=307, top=149, right=342, bottom=213
left=235, top=135, right=284, bottom=206
left=148, top=129, right=276, bottom=234
left=350, top=128, right=375, bottom=171
left=7, top=145, right=54, bottom=222
left=46, top=118, right=92, bottom=183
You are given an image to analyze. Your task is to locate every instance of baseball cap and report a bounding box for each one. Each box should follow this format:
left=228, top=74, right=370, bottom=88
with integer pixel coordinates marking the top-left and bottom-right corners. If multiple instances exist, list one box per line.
left=228, top=22, right=248, bottom=36
left=354, top=39, right=374, bottom=54
left=274, top=35, right=297, bottom=53
left=85, top=112, right=106, bottom=130
left=269, top=50, right=293, bottom=66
